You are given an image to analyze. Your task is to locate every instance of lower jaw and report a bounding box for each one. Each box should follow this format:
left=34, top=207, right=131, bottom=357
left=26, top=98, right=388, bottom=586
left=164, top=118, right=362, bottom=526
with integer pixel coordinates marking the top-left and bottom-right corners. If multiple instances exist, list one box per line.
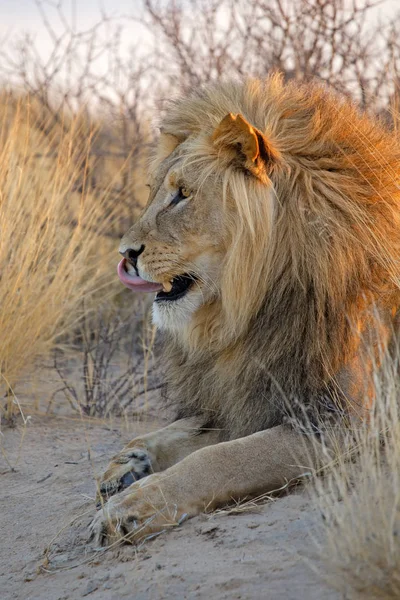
left=155, top=276, right=196, bottom=302
left=154, top=290, right=190, bottom=303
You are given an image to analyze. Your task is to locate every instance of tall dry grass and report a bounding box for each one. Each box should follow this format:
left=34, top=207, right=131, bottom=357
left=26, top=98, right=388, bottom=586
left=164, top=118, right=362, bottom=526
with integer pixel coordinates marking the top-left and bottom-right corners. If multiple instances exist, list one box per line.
left=313, top=343, right=400, bottom=599
left=0, top=93, right=122, bottom=421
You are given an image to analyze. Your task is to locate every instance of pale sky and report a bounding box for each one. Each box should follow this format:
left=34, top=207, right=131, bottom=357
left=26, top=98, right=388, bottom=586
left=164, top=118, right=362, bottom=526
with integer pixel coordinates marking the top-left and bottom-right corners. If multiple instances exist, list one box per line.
left=0, top=0, right=146, bottom=53
left=1, top=0, right=398, bottom=49
left=0, top=0, right=142, bottom=31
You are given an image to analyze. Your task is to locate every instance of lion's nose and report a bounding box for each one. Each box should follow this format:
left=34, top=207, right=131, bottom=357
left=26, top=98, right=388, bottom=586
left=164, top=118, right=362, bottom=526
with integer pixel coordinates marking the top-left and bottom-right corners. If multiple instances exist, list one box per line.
left=121, top=244, right=145, bottom=271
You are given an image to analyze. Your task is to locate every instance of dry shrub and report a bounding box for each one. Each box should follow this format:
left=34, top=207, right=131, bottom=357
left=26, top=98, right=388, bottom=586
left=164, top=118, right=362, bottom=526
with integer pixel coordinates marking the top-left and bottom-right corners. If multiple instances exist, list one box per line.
left=313, top=345, right=400, bottom=599
left=0, top=93, right=122, bottom=419
left=50, top=300, right=160, bottom=418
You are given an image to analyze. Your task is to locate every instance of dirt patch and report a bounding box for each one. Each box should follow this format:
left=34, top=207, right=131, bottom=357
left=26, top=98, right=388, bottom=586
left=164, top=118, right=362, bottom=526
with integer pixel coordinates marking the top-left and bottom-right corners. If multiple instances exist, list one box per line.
left=0, top=416, right=339, bottom=600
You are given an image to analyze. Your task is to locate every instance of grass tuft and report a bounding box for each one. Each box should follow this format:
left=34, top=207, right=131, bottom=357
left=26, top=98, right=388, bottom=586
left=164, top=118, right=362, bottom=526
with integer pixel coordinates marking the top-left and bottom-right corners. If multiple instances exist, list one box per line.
left=313, top=349, right=400, bottom=599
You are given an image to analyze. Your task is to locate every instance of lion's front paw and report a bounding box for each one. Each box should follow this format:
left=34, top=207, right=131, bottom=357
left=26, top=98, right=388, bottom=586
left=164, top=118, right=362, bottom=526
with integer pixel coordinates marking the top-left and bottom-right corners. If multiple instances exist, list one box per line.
left=96, top=447, right=152, bottom=507
left=90, top=474, right=189, bottom=547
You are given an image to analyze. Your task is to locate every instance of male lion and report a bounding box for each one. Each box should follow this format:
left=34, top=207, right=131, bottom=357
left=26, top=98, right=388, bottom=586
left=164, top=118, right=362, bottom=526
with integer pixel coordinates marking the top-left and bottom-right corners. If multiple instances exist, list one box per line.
left=90, top=76, right=400, bottom=545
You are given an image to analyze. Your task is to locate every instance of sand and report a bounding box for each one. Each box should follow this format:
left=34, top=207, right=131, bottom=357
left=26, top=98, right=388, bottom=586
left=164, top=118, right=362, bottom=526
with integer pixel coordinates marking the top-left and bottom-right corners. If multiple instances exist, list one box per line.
left=0, top=415, right=340, bottom=600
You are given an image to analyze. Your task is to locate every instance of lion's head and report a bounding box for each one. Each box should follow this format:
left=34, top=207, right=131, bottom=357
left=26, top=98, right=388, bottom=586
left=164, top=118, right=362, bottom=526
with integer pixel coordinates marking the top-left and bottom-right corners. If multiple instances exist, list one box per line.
left=119, top=79, right=284, bottom=345
left=119, top=76, right=400, bottom=368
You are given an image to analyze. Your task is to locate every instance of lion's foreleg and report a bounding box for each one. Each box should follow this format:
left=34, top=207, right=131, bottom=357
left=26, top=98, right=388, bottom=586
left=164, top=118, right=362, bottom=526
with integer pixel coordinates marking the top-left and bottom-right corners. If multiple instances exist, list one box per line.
left=91, top=425, right=326, bottom=545
left=125, top=417, right=222, bottom=471
left=97, top=417, right=221, bottom=502
left=167, top=424, right=326, bottom=508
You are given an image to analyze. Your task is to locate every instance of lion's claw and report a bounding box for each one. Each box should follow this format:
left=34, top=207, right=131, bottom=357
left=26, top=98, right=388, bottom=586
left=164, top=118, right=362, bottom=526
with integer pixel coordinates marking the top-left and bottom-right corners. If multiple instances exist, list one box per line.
left=90, top=473, right=186, bottom=547
left=96, top=448, right=152, bottom=506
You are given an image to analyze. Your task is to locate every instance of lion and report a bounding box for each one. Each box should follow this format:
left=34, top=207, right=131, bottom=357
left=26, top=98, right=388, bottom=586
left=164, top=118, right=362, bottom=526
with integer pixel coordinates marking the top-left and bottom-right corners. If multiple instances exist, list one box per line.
left=90, top=75, right=400, bottom=546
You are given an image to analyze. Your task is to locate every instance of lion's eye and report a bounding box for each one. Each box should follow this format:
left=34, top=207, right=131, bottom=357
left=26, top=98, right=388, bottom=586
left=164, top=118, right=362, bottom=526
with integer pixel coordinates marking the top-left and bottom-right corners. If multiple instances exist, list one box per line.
left=169, top=187, right=190, bottom=207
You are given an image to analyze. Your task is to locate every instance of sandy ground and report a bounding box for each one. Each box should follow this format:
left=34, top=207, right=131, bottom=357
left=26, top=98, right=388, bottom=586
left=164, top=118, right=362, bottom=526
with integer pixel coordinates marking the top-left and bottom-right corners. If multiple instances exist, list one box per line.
left=0, top=415, right=341, bottom=600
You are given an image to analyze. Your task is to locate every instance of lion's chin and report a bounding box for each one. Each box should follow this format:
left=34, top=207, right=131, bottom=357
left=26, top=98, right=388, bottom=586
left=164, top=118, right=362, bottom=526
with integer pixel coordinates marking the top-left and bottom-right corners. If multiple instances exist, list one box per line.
left=152, top=288, right=204, bottom=333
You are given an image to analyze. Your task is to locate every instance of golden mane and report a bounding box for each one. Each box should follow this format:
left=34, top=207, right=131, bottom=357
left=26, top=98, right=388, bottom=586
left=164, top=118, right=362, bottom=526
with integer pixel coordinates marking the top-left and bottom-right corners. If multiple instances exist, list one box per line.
left=158, top=76, right=400, bottom=345
left=155, top=76, right=400, bottom=436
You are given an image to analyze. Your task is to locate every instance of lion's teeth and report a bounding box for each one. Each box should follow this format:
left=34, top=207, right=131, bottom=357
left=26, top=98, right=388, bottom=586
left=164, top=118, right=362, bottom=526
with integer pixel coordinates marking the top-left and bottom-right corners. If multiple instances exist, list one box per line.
left=163, top=280, right=173, bottom=293
left=126, top=262, right=136, bottom=276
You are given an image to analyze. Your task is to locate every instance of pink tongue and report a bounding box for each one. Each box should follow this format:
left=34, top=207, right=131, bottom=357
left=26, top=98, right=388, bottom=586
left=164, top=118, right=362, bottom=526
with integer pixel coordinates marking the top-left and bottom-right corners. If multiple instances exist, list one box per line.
left=117, top=259, right=163, bottom=293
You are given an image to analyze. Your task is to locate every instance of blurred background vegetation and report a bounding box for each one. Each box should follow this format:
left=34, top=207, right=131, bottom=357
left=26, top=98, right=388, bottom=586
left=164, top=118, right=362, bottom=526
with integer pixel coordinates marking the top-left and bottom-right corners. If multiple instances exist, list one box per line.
left=1, top=0, right=399, bottom=422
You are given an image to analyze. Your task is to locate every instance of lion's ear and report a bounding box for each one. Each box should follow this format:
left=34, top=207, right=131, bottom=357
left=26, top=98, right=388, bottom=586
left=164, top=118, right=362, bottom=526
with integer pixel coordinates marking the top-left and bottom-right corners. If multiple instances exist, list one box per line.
left=212, top=113, right=279, bottom=182
left=155, top=130, right=188, bottom=163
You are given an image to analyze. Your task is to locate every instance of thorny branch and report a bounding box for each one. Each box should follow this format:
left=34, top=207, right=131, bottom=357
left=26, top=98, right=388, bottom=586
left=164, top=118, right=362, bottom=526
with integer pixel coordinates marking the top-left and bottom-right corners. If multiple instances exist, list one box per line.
left=51, top=305, right=162, bottom=417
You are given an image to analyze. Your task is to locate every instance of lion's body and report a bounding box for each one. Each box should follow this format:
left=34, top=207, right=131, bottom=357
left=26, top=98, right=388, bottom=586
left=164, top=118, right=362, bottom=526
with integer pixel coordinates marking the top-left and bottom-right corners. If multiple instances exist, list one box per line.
left=159, top=77, right=400, bottom=438
left=91, top=77, right=400, bottom=546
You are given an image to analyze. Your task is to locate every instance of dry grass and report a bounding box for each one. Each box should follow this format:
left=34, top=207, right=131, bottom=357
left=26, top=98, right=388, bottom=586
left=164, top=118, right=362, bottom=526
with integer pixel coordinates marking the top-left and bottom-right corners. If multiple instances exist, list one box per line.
left=313, top=347, right=400, bottom=599
left=0, top=93, right=125, bottom=422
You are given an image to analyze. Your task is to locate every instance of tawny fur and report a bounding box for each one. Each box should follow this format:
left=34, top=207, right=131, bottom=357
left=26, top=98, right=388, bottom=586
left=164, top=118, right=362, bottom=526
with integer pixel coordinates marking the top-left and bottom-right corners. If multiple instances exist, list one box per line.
left=92, top=76, right=400, bottom=549
left=155, top=76, right=400, bottom=438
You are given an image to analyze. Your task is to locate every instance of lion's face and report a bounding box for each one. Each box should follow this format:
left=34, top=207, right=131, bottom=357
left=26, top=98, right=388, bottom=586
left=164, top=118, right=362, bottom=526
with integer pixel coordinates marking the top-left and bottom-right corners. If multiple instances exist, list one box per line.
left=119, top=149, right=226, bottom=332
left=119, top=110, right=278, bottom=337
